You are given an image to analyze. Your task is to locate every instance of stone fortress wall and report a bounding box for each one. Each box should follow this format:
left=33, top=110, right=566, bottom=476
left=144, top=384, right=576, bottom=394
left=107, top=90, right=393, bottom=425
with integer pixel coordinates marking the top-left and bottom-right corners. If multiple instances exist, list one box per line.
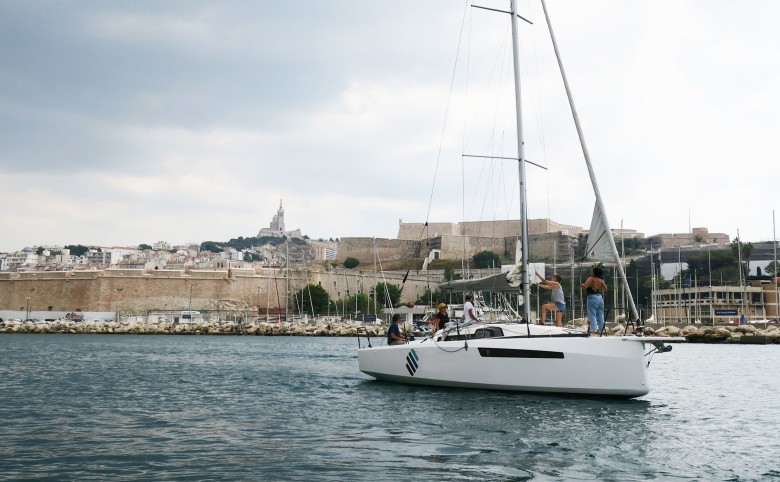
left=342, top=219, right=586, bottom=264
left=0, top=268, right=439, bottom=315
left=397, top=219, right=586, bottom=241
left=335, top=238, right=420, bottom=263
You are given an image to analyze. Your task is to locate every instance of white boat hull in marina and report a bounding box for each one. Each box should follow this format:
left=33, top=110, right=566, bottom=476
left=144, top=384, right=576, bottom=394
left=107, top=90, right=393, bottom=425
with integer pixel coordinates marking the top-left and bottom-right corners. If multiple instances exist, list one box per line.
left=359, top=332, right=677, bottom=398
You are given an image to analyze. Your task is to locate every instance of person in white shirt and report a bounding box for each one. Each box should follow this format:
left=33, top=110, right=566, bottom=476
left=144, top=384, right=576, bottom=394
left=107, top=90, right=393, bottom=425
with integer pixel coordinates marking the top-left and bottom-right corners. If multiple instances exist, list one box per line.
left=463, top=294, right=479, bottom=323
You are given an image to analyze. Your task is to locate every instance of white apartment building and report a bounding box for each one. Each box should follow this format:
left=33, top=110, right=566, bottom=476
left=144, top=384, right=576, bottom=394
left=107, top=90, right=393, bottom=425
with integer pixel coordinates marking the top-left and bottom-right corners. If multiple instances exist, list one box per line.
left=5, top=250, right=38, bottom=270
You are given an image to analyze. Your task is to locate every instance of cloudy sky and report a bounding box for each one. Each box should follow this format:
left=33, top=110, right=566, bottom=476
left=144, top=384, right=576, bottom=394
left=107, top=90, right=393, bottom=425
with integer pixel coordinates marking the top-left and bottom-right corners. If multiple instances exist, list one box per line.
left=2, top=0, right=778, bottom=253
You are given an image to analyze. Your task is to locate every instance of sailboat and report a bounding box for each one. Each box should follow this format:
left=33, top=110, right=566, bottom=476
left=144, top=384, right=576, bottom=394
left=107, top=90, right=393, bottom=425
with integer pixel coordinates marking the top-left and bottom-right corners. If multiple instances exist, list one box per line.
left=357, top=0, right=683, bottom=398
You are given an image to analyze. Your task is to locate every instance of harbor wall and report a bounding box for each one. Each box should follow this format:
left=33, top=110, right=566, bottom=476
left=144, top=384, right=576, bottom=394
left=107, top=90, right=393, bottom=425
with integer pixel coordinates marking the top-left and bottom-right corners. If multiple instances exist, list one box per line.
left=336, top=237, right=420, bottom=263
left=397, top=219, right=585, bottom=241
left=0, top=268, right=441, bottom=315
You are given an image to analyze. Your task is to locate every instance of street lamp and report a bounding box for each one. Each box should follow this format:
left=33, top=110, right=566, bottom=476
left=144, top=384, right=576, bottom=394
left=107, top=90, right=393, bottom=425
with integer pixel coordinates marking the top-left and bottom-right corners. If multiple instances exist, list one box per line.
left=116, top=288, right=123, bottom=322
left=257, top=286, right=262, bottom=320
left=188, top=284, right=194, bottom=320
left=26, top=296, right=31, bottom=321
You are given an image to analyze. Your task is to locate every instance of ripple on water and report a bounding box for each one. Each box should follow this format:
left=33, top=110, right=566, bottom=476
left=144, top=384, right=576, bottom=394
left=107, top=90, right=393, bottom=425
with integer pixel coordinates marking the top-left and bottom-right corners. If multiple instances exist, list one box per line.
left=0, top=336, right=777, bottom=481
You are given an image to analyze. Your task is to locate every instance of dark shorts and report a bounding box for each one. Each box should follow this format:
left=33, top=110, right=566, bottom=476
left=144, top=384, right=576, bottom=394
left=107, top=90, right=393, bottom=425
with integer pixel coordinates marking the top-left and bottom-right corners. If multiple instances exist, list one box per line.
left=555, top=302, right=566, bottom=313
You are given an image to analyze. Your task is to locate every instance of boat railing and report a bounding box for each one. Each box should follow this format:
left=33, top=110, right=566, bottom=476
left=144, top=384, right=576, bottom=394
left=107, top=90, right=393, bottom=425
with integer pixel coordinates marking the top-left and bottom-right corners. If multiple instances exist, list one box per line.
left=356, top=326, right=373, bottom=348
left=606, top=306, right=645, bottom=336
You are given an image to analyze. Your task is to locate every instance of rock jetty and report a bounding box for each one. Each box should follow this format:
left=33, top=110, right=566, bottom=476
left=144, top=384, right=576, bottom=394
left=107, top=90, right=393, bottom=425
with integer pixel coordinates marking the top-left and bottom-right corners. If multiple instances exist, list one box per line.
left=1, top=319, right=778, bottom=343
left=601, top=322, right=780, bottom=344
left=0, top=319, right=387, bottom=337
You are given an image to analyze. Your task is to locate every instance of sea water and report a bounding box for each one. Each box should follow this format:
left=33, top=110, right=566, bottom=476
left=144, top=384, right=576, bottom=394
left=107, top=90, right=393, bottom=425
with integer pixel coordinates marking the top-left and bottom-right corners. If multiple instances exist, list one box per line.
left=0, top=334, right=777, bottom=481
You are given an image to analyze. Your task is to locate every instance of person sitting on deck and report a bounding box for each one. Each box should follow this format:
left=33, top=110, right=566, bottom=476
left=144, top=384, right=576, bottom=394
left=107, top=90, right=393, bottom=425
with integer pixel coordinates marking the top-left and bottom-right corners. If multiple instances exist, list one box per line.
left=463, top=294, right=480, bottom=324
left=432, top=303, right=449, bottom=333
left=387, top=314, right=406, bottom=345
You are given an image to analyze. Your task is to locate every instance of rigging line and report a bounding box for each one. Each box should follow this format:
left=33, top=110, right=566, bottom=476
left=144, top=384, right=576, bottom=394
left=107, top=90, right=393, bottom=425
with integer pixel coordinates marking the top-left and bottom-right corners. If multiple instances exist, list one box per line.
left=423, top=0, right=470, bottom=232
left=463, top=21, right=511, bottom=153
left=302, top=257, right=315, bottom=318
left=463, top=25, right=510, bottom=245
left=486, top=44, right=510, bottom=240
left=461, top=0, right=472, bottom=277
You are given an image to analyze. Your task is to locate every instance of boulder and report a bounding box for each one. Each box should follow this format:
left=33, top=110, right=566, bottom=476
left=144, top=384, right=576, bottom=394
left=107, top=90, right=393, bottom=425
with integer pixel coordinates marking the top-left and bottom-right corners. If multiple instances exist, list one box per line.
left=735, top=325, right=757, bottom=335
left=681, top=325, right=700, bottom=336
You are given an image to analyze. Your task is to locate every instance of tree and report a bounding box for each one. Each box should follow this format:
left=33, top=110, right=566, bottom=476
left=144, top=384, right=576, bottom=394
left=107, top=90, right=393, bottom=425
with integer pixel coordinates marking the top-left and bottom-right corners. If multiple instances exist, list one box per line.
left=200, top=241, right=224, bottom=253
left=730, top=237, right=754, bottom=277
left=344, top=257, right=360, bottom=269
left=138, top=244, right=152, bottom=250
left=294, top=284, right=334, bottom=316
left=571, top=233, right=588, bottom=260
left=36, top=246, right=44, bottom=255
left=766, top=261, right=779, bottom=277
left=622, top=237, right=646, bottom=255
left=414, top=287, right=448, bottom=306
left=685, top=250, right=738, bottom=280
left=472, top=251, right=502, bottom=269
left=244, top=252, right=261, bottom=262
left=65, top=244, right=89, bottom=256
left=374, top=282, right=401, bottom=307
left=443, top=262, right=456, bottom=281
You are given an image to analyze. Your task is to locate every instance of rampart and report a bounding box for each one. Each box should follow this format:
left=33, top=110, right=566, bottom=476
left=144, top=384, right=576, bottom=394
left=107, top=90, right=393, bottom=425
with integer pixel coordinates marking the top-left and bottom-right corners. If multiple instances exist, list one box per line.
left=0, top=268, right=440, bottom=316
left=397, top=222, right=460, bottom=240
left=398, top=218, right=585, bottom=241
left=336, top=237, right=420, bottom=263
left=439, top=235, right=506, bottom=260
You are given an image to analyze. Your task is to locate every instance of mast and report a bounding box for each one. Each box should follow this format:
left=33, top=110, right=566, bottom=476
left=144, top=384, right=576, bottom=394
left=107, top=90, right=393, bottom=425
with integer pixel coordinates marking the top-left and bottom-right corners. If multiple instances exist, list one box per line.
left=540, top=0, right=640, bottom=321
left=509, top=0, right=531, bottom=322
left=773, top=210, right=778, bottom=322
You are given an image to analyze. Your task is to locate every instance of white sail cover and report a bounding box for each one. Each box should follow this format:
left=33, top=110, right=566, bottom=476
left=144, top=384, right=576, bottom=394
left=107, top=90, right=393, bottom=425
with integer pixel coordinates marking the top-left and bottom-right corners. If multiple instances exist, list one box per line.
left=505, top=238, right=523, bottom=287
left=584, top=202, right=614, bottom=262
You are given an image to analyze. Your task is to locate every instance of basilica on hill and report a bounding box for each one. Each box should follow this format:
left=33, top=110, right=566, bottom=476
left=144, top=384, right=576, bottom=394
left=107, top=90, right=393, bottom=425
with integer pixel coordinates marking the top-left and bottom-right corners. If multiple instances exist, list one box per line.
left=257, top=199, right=302, bottom=239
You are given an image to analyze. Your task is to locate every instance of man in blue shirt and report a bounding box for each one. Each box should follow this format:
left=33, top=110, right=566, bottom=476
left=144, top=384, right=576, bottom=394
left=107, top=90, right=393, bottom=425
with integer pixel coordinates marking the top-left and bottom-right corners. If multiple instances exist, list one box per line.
left=387, top=313, right=406, bottom=345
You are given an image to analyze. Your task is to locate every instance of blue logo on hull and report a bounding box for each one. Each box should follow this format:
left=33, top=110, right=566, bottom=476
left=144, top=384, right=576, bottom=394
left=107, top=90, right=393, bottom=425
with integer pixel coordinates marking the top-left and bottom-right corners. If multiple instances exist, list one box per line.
left=405, top=349, right=420, bottom=376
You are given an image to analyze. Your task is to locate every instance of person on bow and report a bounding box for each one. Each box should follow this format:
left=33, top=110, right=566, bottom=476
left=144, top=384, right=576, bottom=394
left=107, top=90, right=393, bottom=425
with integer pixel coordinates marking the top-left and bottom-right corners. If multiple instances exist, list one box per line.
left=535, top=271, right=565, bottom=327
left=581, top=266, right=608, bottom=335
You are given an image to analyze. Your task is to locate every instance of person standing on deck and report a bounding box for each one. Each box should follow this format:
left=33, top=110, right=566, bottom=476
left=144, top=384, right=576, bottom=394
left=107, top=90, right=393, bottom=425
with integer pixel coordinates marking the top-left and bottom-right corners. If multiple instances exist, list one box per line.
left=581, top=266, right=608, bottom=335
left=535, top=271, right=565, bottom=327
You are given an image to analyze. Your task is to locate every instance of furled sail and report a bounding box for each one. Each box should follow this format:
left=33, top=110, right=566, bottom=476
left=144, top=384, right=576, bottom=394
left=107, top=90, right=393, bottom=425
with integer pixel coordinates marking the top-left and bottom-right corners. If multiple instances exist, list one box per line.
left=439, top=272, right=522, bottom=293
left=505, top=238, right=523, bottom=287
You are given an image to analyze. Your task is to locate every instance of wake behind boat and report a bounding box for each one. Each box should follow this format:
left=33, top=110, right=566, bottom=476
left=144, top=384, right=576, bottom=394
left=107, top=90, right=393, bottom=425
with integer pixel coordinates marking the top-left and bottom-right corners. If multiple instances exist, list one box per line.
left=357, top=0, right=684, bottom=398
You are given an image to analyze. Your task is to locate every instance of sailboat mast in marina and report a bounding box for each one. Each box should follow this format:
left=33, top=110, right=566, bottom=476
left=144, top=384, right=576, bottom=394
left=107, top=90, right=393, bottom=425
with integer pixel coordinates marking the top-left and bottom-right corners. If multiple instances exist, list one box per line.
left=508, top=0, right=531, bottom=324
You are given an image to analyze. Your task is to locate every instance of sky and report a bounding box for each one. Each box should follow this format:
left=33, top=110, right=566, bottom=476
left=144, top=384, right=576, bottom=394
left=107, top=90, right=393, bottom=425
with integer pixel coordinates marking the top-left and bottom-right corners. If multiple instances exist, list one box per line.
left=1, top=0, right=779, bottom=253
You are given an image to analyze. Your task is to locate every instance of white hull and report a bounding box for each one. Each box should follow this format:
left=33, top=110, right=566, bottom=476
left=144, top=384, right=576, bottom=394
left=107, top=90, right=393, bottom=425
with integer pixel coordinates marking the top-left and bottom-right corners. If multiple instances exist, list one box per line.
left=359, top=328, right=675, bottom=398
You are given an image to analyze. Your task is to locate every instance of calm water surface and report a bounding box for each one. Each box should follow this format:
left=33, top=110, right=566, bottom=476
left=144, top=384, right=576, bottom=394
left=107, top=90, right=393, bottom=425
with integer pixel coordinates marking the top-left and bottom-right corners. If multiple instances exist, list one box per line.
left=0, top=335, right=777, bottom=481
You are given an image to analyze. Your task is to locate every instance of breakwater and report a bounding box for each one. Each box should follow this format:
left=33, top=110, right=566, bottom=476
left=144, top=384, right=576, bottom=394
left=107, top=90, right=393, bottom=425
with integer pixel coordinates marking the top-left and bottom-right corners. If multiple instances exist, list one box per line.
left=2, top=319, right=778, bottom=343
left=0, top=319, right=388, bottom=337
left=604, top=322, right=780, bottom=344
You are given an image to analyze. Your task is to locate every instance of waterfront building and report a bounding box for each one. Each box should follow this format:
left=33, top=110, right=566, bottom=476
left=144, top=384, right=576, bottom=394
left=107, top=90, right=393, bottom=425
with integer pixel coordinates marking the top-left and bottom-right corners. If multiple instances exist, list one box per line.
left=653, top=281, right=778, bottom=324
